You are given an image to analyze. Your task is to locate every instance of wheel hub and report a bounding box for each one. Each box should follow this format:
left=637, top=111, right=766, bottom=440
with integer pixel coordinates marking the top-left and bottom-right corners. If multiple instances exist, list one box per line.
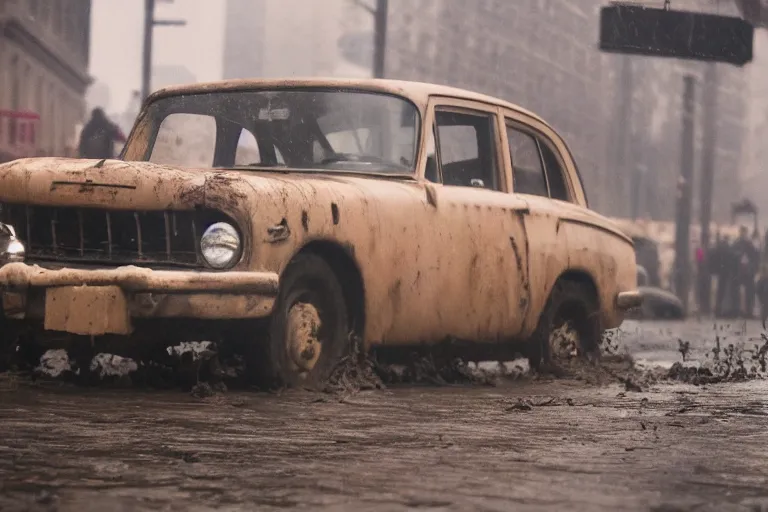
left=286, top=302, right=323, bottom=373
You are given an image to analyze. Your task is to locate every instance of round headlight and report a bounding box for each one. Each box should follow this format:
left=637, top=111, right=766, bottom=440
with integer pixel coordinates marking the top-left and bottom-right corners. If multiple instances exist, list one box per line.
left=200, top=222, right=241, bottom=269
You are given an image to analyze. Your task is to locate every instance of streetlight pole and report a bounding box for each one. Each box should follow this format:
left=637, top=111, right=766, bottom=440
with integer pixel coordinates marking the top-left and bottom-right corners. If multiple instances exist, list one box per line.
left=351, top=0, right=389, bottom=78
left=141, top=0, right=186, bottom=102
left=673, top=75, right=696, bottom=313
left=372, top=0, right=388, bottom=78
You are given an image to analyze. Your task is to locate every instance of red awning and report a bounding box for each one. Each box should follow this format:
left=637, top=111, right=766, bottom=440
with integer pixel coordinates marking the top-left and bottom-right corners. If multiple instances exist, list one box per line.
left=0, top=110, right=41, bottom=120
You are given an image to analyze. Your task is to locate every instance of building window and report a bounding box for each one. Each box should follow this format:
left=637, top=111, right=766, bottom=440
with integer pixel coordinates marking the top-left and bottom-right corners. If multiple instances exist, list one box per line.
left=10, top=56, right=20, bottom=109
left=23, top=64, right=31, bottom=109
left=35, top=76, right=44, bottom=116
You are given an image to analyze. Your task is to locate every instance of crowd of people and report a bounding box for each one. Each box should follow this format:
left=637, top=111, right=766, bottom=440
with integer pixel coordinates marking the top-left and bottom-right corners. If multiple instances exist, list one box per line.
left=705, top=225, right=768, bottom=321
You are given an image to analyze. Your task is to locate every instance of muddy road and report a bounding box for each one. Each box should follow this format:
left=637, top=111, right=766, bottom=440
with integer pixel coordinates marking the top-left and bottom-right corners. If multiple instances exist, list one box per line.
left=3, top=320, right=768, bottom=512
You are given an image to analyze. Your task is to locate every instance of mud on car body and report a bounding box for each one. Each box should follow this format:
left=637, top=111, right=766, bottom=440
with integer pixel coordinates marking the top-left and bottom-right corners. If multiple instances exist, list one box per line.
left=0, top=78, right=641, bottom=387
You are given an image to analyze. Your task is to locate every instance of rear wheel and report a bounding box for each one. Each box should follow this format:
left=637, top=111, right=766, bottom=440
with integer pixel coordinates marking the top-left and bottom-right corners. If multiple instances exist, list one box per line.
left=259, top=253, right=351, bottom=389
left=527, top=280, right=601, bottom=373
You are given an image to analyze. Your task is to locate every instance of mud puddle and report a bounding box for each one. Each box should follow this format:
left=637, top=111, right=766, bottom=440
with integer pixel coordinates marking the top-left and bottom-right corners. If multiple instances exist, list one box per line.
left=3, top=375, right=768, bottom=511
left=3, top=320, right=768, bottom=511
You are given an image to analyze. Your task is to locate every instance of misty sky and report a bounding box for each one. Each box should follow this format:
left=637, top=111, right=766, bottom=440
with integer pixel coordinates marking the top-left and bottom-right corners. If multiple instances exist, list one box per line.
left=89, top=0, right=224, bottom=112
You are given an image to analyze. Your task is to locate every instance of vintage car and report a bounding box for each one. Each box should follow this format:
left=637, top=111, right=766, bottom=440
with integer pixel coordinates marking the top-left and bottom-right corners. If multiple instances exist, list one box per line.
left=0, top=78, right=641, bottom=386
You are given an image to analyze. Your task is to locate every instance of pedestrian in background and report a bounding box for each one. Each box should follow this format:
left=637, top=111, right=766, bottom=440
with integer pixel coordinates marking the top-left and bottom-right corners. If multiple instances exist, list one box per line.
left=757, top=229, right=768, bottom=327
left=731, top=226, right=759, bottom=318
left=713, top=233, right=732, bottom=317
left=78, top=108, right=126, bottom=160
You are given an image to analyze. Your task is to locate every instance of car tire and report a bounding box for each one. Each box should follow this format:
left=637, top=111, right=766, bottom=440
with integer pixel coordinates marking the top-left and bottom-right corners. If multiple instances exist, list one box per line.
left=527, top=279, right=601, bottom=373
left=261, top=253, right=351, bottom=389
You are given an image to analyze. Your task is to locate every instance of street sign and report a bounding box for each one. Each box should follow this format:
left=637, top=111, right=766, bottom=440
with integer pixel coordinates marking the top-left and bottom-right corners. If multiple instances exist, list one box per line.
left=599, top=3, right=754, bottom=66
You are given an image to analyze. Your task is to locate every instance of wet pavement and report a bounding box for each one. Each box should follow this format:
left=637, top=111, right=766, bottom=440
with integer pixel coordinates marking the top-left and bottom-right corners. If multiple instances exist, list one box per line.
left=2, top=319, right=768, bottom=512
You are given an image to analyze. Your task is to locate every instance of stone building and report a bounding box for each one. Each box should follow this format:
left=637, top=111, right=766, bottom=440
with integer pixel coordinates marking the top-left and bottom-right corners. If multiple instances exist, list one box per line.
left=0, top=0, right=91, bottom=157
left=385, top=0, right=751, bottom=222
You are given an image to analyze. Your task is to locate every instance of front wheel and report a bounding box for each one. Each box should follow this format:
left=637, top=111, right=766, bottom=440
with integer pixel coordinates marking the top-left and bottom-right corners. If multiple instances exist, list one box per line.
left=264, top=253, right=351, bottom=389
left=527, top=280, right=602, bottom=373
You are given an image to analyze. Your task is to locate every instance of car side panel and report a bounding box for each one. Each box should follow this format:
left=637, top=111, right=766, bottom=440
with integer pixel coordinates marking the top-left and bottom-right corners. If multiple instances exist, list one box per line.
left=513, top=195, right=572, bottom=336
left=553, top=202, right=638, bottom=330
left=234, top=174, right=529, bottom=347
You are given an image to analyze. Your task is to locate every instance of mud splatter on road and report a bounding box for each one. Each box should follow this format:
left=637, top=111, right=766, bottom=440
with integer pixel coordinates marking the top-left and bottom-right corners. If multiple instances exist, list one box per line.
left=2, top=320, right=768, bottom=511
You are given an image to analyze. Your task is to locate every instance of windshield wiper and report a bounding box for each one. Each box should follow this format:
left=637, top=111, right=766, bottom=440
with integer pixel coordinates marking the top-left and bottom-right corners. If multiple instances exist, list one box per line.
left=226, top=163, right=289, bottom=170
left=320, top=154, right=412, bottom=171
left=321, top=153, right=386, bottom=165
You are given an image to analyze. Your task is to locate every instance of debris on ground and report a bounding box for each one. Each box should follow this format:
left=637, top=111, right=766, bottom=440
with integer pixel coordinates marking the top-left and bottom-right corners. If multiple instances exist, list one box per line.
left=35, top=349, right=72, bottom=379
left=678, top=339, right=691, bottom=362
left=505, top=398, right=533, bottom=412
left=374, top=353, right=520, bottom=387
left=324, top=337, right=385, bottom=395
left=166, top=341, right=217, bottom=361
left=191, top=382, right=215, bottom=399
left=90, top=353, right=138, bottom=379
left=665, top=333, right=768, bottom=385
left=503, top=396, right=575, bottom=412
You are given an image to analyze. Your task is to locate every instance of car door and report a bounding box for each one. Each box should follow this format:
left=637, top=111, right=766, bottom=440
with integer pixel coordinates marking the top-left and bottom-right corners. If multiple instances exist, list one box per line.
left=503, top=115, right=573, bottom=334
left=417, top=97, right=531, bottom=343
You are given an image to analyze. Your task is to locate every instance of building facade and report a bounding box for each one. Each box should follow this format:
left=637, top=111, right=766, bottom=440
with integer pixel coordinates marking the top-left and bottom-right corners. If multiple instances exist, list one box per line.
left=0, top=0, right=91, bottom=157
left=385, top=0, right=750, bottom=222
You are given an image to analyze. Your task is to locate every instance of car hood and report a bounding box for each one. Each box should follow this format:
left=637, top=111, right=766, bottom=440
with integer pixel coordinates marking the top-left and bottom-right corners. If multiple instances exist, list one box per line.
left=0, top=157, right=420, bottom=212
left=0, top=158, right=211, bottom=210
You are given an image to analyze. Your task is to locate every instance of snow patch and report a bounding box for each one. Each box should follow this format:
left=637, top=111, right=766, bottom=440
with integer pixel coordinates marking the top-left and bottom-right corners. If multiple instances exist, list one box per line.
left=37, top=349, right=71, bottom=378
left=90, top=353, right=138, bottom=378
left=166, top=341, right=216, bottom=361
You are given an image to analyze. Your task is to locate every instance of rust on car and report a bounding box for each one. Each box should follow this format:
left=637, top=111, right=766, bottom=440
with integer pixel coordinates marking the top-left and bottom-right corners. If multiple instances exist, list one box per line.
left=0, top=78, right=640, bottom=386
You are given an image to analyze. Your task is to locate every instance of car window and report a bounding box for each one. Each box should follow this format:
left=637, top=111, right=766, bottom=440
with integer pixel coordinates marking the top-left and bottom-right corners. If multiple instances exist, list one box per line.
left=234, top=129, right=260, bottom=166
left=435, top=110, right=499, bottom=191
left=507, top=126, right=548, bottom=197
left=150, top=113, right=216, bottom=167
left=142, top=90, right=419, bottom=173
left=538, top=139, right=570, bottom=202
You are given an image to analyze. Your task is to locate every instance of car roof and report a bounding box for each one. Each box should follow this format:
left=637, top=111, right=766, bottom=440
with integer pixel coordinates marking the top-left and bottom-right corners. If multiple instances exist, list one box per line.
left=147, top=77, right=547, bottom=125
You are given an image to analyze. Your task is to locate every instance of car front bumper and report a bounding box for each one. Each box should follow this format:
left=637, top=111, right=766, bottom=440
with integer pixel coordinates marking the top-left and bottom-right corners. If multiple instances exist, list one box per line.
left=616, top=290, right=643, bottom=311
left=0, top=262, right=280, bottom=336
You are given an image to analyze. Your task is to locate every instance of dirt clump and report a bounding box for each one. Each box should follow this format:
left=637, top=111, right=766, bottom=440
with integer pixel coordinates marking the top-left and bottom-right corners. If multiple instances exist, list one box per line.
left=374, top=353, right=526, bottom=387
left=323, top=337, right=385, bottom=395
left=665, top=333, right=768, bottom=386
left=504, top=395, right=575, bottom=412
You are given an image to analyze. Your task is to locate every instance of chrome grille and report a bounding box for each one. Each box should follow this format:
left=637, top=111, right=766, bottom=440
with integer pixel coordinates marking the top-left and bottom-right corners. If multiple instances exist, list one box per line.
left=0, top=204, right=229, bottom=268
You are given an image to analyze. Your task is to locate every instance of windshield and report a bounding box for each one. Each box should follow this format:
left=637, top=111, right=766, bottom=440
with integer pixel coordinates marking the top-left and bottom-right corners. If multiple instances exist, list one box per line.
left=140, top=89, right=420, bottom=174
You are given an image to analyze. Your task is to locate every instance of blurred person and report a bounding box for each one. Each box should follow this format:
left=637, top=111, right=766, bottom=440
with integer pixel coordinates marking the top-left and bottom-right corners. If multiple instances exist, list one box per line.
left=712, top=233, right=732, bottom=317
left=730, top=226, right=759, bottom=318
left=757, top=229, right=768, bottom=328
left=78, top=108, right=126, bottom=160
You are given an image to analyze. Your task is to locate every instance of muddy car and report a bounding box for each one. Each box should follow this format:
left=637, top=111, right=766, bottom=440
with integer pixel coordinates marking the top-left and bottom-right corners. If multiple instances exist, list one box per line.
left=0, top=78, right=641, bottom=387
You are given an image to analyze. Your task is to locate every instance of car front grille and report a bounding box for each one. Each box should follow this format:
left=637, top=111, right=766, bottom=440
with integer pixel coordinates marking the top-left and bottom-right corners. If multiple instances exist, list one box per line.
left=0, top=204, right=229, bottom=268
